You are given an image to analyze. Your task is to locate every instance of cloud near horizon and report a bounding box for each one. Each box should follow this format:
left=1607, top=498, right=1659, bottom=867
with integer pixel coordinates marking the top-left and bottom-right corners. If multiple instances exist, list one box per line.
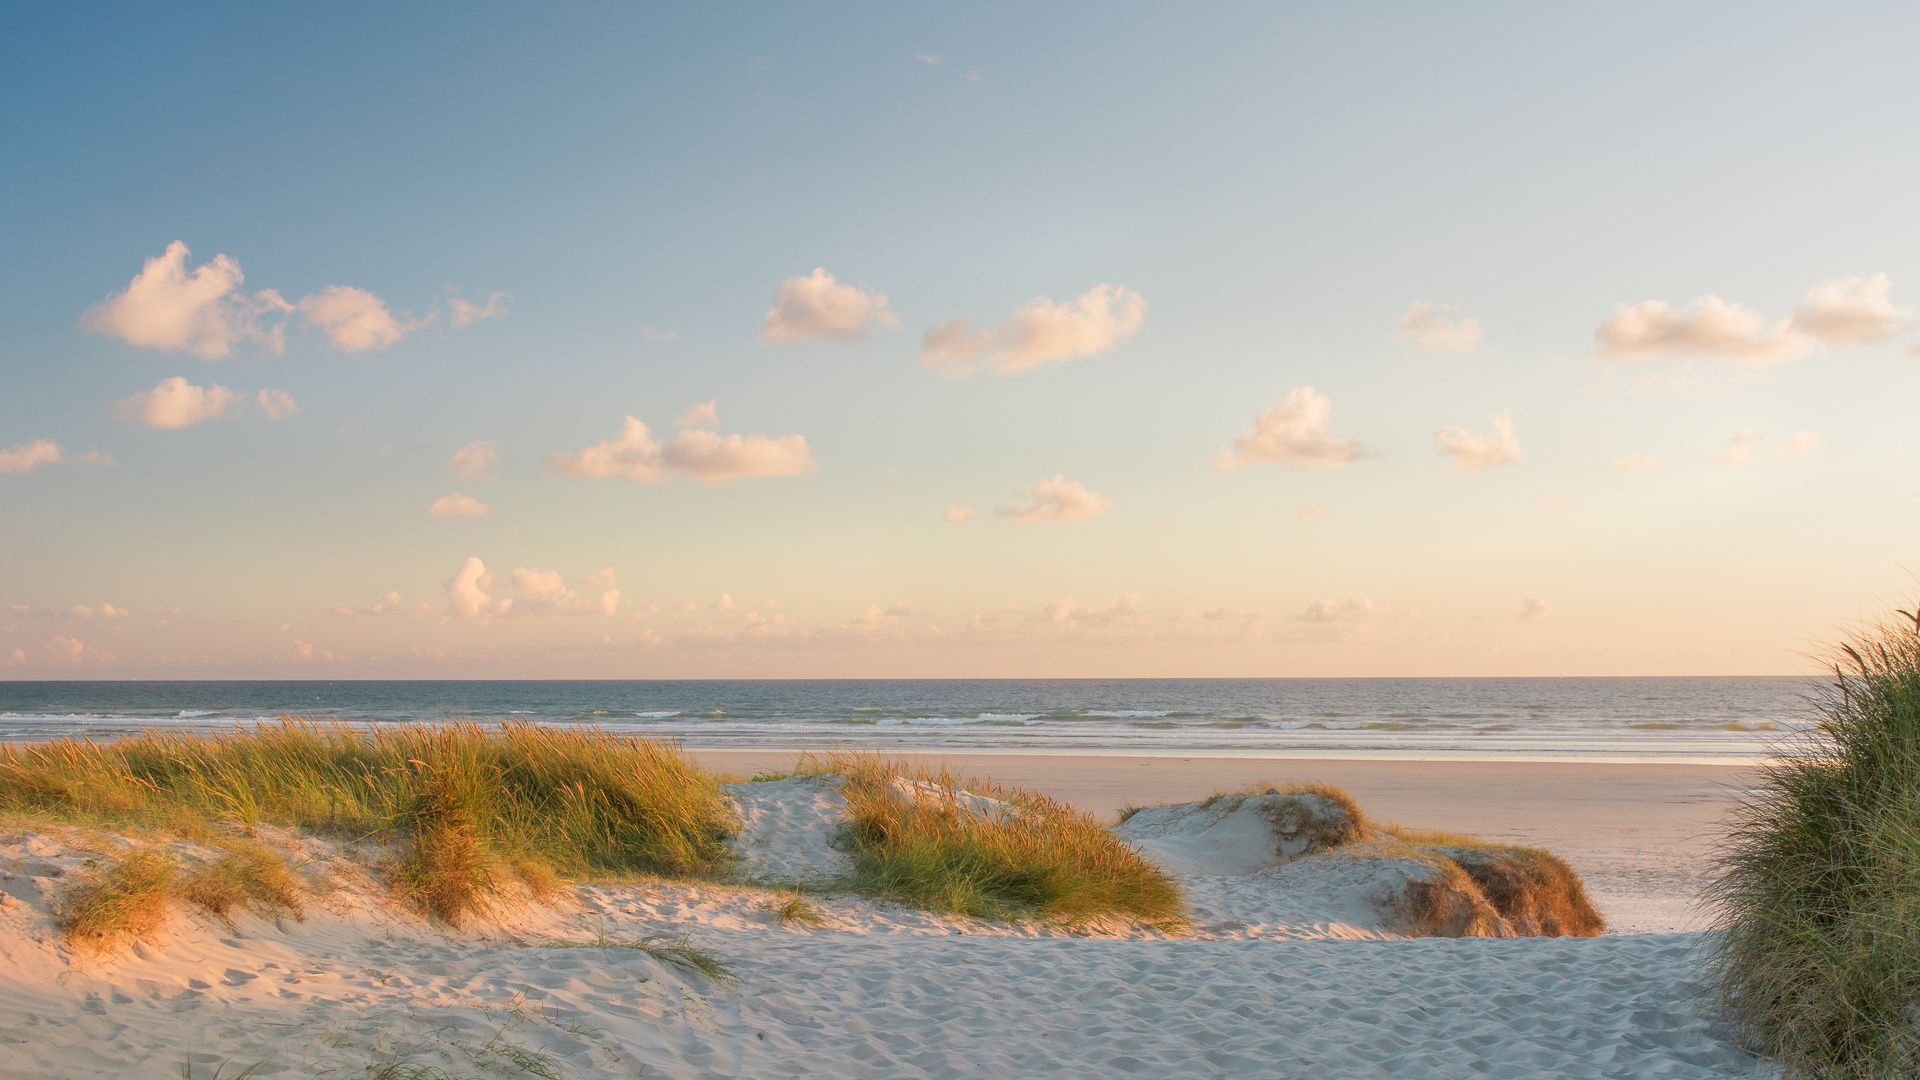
left=1396, top=302, right=1482, bottom=353
left=113, top=376, right=238, bottom=429
left=447, top=440, right=498, bottom=481
left=546, top=412, right=817, bottom=484
left=1434, top=410, right=1522, bottom=472
left=1593, top=273, right=1914, bottom=365
left=922, top=284, right=1146, bottom=374
left=1213, top=386, right=1371, bottom=471
left=757, top=268, right=898, bottom=343
left=1292, top=595, right=1378, bottom=623
left=997, top=475, right=1112, bottom=523
left=297, top=285, right=423, bottom=351
left=444, top=557, right=618, bottom=619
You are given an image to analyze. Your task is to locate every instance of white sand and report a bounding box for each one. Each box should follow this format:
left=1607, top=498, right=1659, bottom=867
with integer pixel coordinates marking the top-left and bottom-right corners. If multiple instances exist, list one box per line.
left=0, top=771, right=1777, bottom=1079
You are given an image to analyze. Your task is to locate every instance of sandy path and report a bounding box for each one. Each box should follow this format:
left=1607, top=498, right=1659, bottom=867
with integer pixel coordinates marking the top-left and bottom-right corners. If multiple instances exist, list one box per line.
left=692, top=751, right=1755, bottom=934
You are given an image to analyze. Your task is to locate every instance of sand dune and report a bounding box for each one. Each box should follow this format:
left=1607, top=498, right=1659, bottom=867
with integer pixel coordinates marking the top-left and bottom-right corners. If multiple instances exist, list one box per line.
left=0, top=771, right=1775, bottom=1079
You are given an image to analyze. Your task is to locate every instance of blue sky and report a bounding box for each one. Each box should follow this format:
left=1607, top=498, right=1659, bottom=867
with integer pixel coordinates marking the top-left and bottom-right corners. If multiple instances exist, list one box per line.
left=3, top=2, right=1918, bottom=677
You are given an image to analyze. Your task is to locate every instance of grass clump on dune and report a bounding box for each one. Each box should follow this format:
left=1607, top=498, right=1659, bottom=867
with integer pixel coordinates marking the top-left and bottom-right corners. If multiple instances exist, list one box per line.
left=1705, top=609, right=1920, bottom=1078
left=0, top=720, right=736, bottom=927
left=57, top=847, right=177, bottom=951
left=824, top=752, right=1188, bottom=932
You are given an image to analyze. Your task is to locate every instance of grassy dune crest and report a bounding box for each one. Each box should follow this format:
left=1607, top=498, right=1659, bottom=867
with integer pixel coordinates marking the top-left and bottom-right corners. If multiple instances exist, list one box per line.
left=825, top=753, right=1188, bottom=932
left=1, top=720, right=736, bottom=926
left=1706, top=610, right=1920, bottom=1078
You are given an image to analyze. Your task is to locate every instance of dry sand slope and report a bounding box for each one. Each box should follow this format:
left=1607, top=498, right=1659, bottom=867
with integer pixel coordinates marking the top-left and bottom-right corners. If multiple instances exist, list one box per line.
left=0, top=776, right=1777, bottom=1079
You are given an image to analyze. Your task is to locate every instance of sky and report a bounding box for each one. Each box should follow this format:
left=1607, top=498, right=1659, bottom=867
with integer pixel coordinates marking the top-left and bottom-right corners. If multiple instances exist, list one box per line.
left=3, top=2, right=1918, bottom=679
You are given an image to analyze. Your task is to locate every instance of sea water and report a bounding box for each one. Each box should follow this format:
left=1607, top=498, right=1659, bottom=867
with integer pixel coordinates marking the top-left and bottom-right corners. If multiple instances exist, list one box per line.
left=0, top=678, right=1815, bottom=762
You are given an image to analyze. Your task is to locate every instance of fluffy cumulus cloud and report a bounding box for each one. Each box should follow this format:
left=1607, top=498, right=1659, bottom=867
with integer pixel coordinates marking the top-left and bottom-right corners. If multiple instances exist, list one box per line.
left=443, top=557, right=617, bottom=619
left=757, top=268, right=898, bottom=343
left=255, top=389, right=299, bottom=419
left=545, top=410, right=817, bottom=485
left=1434, top=410, right=1522, bottom=472
left=448, top=292, right=510, bottom=328
left=1519, top=595, right=1553, bottom=621
left=80, top=242, right=290, bottom=359
left=428, top=492, right=491, bottom=517
left=447, top=440, right=498, bottom=481
left=1593, top=274, right=1914, bottom=365
left=1713, top=429, right=1821, bottom=467
left=0, top=439, right=109, bottom=474
left=1791, top=274, right=1913, bottom=346
left=943, top=504, right=975, bottom=523
left=46, top=635, right=111, bottom=664
left=113, top=377, right=238, bottom=429
left=1396, top=302, right=1482, bottom=353
left=297, top=285, right=421, bottom=352
left=922, top=284, right=1146, bottom=374
left=1609, top=454, right=1661, bottom=474
left=1213, top=386, right=1371, bottom=471
left=82, top=242, right=496, bottom=358
left=997, top=475, right=1112, bottom=523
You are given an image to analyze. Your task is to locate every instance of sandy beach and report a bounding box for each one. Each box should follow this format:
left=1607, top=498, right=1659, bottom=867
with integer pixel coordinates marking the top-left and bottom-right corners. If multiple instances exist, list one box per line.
left=0, top=752, right=1776, bottom=1079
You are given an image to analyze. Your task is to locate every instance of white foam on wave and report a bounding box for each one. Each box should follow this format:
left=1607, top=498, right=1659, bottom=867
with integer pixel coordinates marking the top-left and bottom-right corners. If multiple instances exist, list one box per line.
left=176, top=710, right=217, bottom=718
left=632, top=711, right=681, bottom=718
left=1086, top=710, right=1172, bottom=718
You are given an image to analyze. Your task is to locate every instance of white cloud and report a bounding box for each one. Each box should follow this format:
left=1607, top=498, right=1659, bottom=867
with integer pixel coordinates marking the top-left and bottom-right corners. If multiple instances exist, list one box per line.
left=714, top=593, right=736, bottom=613
left=1434, top=410, right=1522, bottom=472
left=330, top=591, right=403, bottom=616
left=997, top=475, right=1113, bottom=523
left=674, top=400, right=720, bottom=429
left=584, top=568, right=618, bottom=589
left=297, top=285, right=421, bottom=351
left=1791, top=273, right=1913, bottom=346
left=1594, top=295, right=1803, bottom=365
left=757, top=268, right=898, bottom=343
left=66, top=605, right=94, bottom=619
left=448, top=440, right=498, bottom=481
left=1292, top=595, right=1377, bottom=623
left=448, top=291, right=510, bottom=328
left=1212, top=386, right=1371, bottom=471
left=113, top=376, right=238, bottom=429
left=80, top=241, right=291, bottom=359
left=1712, top=429, right=1820, bottom=467
left=255, top=389, right=299, bottom=419
left=1396, top=302, right=1482, bottom=353
left=101, top=603, right=129, bottom=618
left=916, top=53, right=941, bottom=64
left=661, top=429, right=817, bottom=483
left=46, top=635, right=110, bottom=663
left=1519, top=595, right=1553, bottom=621
left=428, top=492, right=491, bottom=517
left=1594, top=275, right=1913, bottom=367
left=1609, top=454, right=1661, bottom=474
left=546, top=417, right=665, bottom=482
left=545, top=416, right=817, bottom=484
left=943, top=504, right=975, bottom=523
left=445, top=557, right=497, bottom=618
left=443, top=557, right=613, bottom=619
left=0, top=439, right=109, bottom=474
left=921, top=284, right=1147, bottom=374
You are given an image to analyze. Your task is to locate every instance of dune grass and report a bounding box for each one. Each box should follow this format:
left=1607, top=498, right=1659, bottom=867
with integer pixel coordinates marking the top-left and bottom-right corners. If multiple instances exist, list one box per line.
left=759, top=891, right=828, bottom=926
left=1, top=720, right=736, bottom=927
left=1704, top=609, right=1920, bottom=1078
left=57, top=847, right=177, bottom=951
left=820, top=752, right=1188, bottom=932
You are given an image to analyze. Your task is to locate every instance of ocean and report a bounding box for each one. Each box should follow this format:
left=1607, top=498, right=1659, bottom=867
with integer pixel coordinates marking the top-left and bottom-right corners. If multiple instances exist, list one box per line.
left=0, top=677, right=1817, bottom=762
